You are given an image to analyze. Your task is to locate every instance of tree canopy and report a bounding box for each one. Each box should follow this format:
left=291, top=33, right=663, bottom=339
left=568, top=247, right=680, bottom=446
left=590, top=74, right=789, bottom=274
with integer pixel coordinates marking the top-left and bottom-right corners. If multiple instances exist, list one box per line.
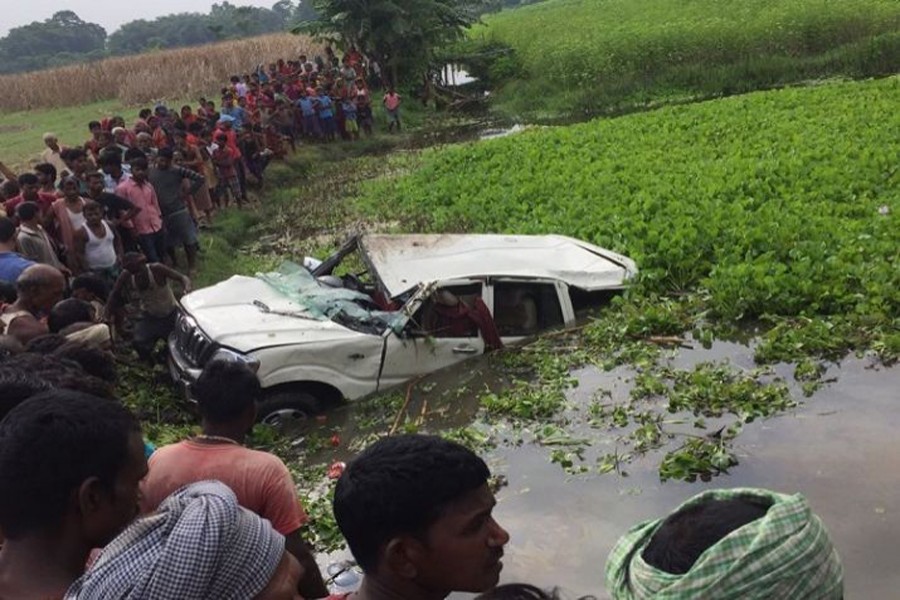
left=0, top=2, right=319, bottom=75
left=298, top=0, right=481, bottom=86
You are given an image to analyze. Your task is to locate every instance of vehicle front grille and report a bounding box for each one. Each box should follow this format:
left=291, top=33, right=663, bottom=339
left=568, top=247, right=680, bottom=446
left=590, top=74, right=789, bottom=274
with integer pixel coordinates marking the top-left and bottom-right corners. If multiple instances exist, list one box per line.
left=172, top=312, right=215, bottom=367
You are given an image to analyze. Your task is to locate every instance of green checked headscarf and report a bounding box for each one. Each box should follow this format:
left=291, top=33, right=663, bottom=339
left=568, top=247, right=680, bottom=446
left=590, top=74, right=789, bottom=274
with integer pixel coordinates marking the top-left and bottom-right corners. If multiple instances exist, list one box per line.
left=605, top=488, right=843, bottom=599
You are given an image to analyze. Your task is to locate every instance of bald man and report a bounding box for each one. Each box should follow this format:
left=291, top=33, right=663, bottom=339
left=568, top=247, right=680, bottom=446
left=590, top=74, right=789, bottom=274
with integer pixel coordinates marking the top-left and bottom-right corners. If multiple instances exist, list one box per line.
left=0, top=264, right=65, bottom=344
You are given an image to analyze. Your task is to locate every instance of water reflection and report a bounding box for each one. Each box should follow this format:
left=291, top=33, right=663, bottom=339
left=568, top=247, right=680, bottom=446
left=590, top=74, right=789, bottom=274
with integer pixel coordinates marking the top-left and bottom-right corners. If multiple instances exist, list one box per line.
left=310, top=341, right=899, bottom=598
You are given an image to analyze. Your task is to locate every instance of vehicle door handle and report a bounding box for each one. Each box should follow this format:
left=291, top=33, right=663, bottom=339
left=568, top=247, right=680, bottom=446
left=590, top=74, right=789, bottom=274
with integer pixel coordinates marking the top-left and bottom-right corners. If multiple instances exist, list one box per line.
left=452, top=345, right=478, bottom=354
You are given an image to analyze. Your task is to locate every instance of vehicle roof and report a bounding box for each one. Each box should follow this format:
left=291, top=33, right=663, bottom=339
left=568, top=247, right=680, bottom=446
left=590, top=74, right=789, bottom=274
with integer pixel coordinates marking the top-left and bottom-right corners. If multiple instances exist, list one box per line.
left=360, top=234, right=638, bottom=297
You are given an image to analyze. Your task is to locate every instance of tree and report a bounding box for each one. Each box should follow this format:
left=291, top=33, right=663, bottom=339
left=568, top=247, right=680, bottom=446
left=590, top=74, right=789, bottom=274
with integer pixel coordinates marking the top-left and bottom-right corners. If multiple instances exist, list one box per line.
left=0, top=11, right=106, bottom=74
left=297, top=0, right=479, bottom=87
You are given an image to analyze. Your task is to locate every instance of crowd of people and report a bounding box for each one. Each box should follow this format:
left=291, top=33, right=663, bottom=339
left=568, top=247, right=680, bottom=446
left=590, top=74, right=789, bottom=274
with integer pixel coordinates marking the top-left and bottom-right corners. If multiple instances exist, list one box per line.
left=0, top=50, right=846, bottom=600
left=0, top=49, right=405, bottom=359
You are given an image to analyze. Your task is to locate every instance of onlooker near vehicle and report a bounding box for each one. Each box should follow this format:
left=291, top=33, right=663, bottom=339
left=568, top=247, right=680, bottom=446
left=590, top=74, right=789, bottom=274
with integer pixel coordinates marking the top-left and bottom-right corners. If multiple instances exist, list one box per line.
left=3, top=172, right=56, bottom=218
left=46, top=176, right=88, bottom=270
left=97, top=150, right=131, bottom=194
left=73, top=200, right=122, bottom=282
left=139, top=359, right=328, bottom=598
left=34, top=161, right=61, bottom=196
left=605, top=487, right=843, bottom=599
left=41, top=132, right=70, bottom=176
left=0, top=264, right=65, bottom=343
left=115, top=157, right=165, bottom=263
left=0, top=390, right=147, bottom=599
left=383, top=87, right=402, bottom=132
left=0, top=216, right=36, bottom=284
left=106, top=252, right=189, bottom=361
left=148, top=147, right=204, bottom=272
left=85, top=170, right=138, bottom=252
left=16, top=202, right=63, bottom=269
left=65, top=481, right=303, bottom=600
left=333, top=434, right=510, bottom=599
left=213, top=133, right=244, bottom=206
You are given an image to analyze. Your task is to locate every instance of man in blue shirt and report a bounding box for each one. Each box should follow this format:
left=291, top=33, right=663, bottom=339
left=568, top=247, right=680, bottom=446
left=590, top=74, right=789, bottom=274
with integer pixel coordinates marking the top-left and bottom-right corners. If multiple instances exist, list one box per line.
left=0, top=217, right=35, bottom=284
left=220, top=96, right=247, bottom=129
left=296, top=94, right=320, bottom=140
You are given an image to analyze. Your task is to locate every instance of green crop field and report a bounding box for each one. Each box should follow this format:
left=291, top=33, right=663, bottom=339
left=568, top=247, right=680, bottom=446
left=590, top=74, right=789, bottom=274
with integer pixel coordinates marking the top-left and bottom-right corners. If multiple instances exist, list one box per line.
left=358, top=77, right=899, bottom=351
left=466, top=0, right=900, bottom=118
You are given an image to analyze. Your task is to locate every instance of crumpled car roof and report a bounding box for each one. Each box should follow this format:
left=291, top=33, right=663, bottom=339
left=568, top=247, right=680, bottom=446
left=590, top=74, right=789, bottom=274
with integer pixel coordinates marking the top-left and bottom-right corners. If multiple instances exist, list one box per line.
left=361, top=234, right=638, bottom=297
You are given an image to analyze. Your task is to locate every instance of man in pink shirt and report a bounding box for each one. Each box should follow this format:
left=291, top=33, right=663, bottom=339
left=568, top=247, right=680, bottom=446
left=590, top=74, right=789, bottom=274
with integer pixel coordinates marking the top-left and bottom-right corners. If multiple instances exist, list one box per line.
left=382, top=87, right=402, bottom=132
left=139, top=360, right=328, bottom=598
left=115, top=156, right=164, bottom=263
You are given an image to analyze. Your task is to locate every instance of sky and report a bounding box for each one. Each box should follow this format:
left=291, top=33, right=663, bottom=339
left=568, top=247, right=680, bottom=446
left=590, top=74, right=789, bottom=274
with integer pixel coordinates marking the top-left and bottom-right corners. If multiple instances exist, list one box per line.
left=0, top=0, right=277, bottom=37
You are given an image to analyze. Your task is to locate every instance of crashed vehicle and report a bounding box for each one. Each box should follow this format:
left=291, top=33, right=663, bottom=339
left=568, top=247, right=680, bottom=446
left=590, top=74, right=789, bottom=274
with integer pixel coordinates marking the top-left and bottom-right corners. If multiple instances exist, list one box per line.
left=168, top=234, right=637, bottom=424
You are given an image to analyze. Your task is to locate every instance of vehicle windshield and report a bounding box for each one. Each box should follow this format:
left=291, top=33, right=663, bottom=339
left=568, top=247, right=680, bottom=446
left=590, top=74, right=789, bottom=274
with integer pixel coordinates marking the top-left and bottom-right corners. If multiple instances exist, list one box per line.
left=257, top=261, right=407, bottom=335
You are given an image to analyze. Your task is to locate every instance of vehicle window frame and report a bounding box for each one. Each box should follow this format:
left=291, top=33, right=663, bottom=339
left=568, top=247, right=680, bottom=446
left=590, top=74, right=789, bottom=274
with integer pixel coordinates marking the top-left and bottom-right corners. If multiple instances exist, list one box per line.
left=488, top=278, right=572, bottom=337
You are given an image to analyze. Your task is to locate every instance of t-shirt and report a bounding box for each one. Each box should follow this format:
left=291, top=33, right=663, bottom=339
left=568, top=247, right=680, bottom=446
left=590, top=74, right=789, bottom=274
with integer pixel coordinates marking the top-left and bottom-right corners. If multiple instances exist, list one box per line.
left=4, top=192, right=57, bottom=218
left=0, top=251, right=36, bottom=283
left=384, top=93, right=401, bottom=111
left=318, top=95, right=334, bottom=119
left=297, top=97, right=316, bottom=117
left=140, top=440, right=308, bottom=535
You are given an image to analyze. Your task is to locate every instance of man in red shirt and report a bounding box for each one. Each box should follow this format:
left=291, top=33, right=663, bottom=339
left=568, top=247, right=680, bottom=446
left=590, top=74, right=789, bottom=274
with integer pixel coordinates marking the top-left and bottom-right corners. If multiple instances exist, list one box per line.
left=3, top=173, right=56, bottom=218
left=139, top=360, right=328, bottom=598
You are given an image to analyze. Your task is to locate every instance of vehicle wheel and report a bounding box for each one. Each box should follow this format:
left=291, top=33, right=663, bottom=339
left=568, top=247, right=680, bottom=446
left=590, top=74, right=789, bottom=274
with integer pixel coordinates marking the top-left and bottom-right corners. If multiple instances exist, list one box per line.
left=258, top=391, right=322, bottom=428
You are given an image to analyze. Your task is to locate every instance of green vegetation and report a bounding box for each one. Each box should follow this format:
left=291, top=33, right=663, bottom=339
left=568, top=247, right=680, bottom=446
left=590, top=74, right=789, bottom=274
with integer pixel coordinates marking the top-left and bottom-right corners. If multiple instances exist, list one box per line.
left=359, top=77, right=899, bottom=351
left=463, top=0, right=900, bottom=118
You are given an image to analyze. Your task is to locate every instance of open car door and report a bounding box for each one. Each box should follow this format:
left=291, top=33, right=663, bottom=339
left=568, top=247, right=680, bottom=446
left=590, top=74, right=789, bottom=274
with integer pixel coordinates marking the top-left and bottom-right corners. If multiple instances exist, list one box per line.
left=377, top=280, right=491, bottom=391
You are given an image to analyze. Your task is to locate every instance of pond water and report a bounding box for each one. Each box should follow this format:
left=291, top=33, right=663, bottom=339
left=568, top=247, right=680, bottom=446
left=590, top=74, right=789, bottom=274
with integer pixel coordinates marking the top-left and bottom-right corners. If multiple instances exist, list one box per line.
left=310, top=339, right=899, bottom=598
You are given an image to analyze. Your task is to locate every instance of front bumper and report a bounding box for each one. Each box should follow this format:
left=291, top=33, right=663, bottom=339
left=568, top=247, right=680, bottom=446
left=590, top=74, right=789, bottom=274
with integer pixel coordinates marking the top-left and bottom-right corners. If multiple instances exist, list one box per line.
left=167, top=333, right=202, bottom=401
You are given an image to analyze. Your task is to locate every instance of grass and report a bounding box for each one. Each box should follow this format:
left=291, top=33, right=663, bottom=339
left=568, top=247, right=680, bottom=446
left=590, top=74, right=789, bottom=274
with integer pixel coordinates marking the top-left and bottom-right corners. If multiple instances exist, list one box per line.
left=462, top=0, right=900, bottom=119
left=0, top=33, right=317, bottom=113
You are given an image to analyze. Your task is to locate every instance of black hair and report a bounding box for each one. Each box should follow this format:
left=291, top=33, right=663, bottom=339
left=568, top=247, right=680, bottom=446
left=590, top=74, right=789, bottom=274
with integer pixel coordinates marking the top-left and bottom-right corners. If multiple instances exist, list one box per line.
left=193, top=360, right=260, bottom=423
left=72, top=273, right=109, bottom=301
left=25, top=333, right=68, bottom=354
left=17, top=172, right=38, bottom=186
left=0, top=390, right=139, bottom=539
left=0, top=281, right=16, bottom=303
left=124, top=148, right=146, bottom=163
left=641, top=497, right=772, bottom=575
left=476, top=585, right=597, bottom=600
left=97, top=150, right=122, bottom=167
left=48, top=298, right=94, bottom=333
left=157, top=147, right=174, bottom=160
left=88, top=121, right=102, bottom=130
left=139, top=108, right=152, bottom=120
left=0, top=180, right=19, bottom=199
left=333, top=434, right=491, bottom=572
left=16, top=201, right=39, bottom=222
left=0, top=366, right=52, bottom=421
left=34, top=162, right=57, bottom=180
left=129, top=156, right=149, bottom=170
left=0, top=217, right=15, bottom=244
left=62, top=148, right=86, bottom=162
left=53, top=342, right=117, bottom=384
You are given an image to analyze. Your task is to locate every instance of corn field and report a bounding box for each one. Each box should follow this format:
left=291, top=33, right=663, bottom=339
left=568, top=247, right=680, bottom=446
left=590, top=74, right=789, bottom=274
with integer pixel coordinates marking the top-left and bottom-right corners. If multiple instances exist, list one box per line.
left=0, top=33, right=320, bottom=113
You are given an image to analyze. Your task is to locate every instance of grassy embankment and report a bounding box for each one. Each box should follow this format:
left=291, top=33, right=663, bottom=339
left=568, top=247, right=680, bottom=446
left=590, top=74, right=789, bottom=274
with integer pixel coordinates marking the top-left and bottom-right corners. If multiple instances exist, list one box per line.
left=462, top=0, right=900, bottom=119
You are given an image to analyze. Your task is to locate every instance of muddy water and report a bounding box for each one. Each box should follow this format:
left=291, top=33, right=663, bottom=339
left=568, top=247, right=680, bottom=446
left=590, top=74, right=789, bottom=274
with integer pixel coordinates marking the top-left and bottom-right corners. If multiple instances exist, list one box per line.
left=312, top=340, right=899, bottom=598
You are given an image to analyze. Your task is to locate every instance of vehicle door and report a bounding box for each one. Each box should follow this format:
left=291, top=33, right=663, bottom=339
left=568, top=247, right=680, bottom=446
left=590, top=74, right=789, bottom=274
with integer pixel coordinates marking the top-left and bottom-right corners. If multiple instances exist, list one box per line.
left=377, top=280, right=486, bottom=391
left=487, top=278, right=573, bottom=345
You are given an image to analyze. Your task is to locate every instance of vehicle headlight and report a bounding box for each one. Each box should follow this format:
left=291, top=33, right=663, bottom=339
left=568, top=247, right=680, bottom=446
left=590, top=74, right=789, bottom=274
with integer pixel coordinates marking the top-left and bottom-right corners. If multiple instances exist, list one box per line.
left=210, top=348, right=261, bottom=372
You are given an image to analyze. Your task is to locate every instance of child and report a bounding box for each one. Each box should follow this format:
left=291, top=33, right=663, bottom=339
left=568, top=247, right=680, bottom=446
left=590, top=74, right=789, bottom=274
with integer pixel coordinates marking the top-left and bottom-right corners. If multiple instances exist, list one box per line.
left=341, top=97, right=360, bottom=140
left=212, top=134, right=244, bottom=207
left=383, top=87, right=402, bottom=132
left=317, top=88, right=336, bottom=142
left=71, top=273, right=109, bottom=318
left=73, top=200, right=122, bottom=284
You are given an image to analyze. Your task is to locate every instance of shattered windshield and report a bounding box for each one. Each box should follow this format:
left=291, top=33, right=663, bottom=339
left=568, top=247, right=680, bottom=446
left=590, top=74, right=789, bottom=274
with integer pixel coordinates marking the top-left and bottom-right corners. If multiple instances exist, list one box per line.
left=257, top=261, right=407, bottom=335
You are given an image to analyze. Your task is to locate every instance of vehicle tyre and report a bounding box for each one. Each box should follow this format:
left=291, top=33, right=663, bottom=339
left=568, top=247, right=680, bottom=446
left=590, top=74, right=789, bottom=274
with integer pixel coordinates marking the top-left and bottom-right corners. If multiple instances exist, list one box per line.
left=258, top=391, right=322, bottom=428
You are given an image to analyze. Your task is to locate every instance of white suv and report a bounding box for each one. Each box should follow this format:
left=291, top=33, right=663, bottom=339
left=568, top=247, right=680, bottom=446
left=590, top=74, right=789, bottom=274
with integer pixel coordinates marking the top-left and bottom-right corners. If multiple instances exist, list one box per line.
left=168, top=234, right=637, bottom=424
